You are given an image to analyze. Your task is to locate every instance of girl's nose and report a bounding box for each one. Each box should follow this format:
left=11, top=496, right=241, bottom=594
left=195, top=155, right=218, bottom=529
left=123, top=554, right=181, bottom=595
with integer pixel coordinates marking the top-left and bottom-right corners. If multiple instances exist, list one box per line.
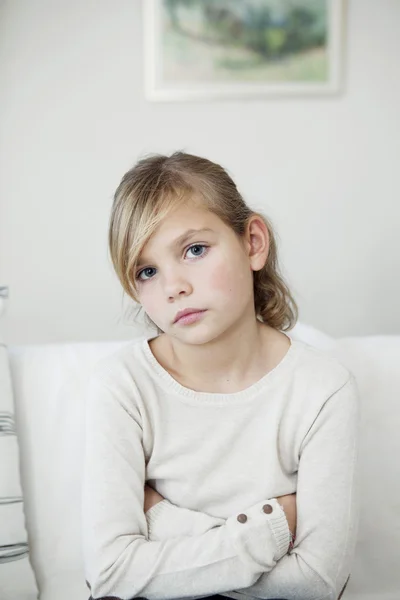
left=163, top=272, right=193, bottom=301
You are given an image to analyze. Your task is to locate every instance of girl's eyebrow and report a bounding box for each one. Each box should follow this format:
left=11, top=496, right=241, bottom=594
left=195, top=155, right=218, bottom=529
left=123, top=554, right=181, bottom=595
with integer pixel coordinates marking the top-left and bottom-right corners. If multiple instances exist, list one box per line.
left=136, top=228, right=214, bottom=268
left=170, top=227, right=214, bottom=250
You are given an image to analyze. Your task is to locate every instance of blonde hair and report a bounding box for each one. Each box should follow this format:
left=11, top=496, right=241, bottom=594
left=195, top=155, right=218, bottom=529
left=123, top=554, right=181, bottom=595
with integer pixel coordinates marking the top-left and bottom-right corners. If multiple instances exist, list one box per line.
left=109, top=151, right=298, bottom=332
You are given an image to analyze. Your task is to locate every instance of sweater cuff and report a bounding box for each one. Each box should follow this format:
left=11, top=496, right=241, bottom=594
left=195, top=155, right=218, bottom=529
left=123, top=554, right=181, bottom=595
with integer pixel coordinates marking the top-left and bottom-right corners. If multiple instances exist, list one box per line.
left=226, top=498, right=290, bottom=572
left=146, top=499, right=225, bottom=541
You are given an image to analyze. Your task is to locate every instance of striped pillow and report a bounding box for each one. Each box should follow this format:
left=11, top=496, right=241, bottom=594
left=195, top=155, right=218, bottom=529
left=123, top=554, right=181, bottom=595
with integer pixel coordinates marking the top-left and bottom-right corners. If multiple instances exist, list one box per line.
left=0, top=344, right=38, bottom=599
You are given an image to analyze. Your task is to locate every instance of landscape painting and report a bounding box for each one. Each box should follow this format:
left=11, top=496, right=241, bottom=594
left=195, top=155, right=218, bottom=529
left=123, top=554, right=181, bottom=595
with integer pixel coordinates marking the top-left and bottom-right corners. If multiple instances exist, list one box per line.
left=144, top=0, right=344, bottom=100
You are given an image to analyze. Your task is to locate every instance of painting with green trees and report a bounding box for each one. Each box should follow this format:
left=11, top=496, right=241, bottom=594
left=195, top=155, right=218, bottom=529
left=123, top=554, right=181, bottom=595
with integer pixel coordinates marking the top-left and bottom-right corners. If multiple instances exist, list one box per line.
left=146, top=0, right=343, bottom=98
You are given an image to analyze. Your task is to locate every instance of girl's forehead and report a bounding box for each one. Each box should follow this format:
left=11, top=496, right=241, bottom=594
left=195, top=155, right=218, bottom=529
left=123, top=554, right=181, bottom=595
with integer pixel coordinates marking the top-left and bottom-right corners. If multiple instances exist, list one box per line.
left=153, top=205, right=223, bottom=238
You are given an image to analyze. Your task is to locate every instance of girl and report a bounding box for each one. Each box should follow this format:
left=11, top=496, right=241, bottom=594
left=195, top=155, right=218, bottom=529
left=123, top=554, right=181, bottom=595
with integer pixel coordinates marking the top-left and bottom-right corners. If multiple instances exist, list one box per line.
left=82, top=152, right=359, bottom=600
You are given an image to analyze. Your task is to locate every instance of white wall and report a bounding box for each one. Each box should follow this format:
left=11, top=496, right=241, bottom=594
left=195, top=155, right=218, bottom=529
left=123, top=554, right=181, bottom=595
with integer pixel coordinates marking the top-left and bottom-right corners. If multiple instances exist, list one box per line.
left=1, top=0, right=399, bottom=344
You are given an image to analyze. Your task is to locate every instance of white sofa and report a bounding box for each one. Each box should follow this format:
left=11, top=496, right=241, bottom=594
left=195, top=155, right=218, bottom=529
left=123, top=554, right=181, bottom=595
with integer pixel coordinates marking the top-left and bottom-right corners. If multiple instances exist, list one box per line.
left=7, top=323, right=400, bottom=600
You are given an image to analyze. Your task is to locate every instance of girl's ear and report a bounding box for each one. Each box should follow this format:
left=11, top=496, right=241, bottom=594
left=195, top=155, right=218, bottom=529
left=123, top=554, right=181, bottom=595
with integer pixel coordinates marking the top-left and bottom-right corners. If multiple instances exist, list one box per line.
left=245, top=215, right=269, bottom=272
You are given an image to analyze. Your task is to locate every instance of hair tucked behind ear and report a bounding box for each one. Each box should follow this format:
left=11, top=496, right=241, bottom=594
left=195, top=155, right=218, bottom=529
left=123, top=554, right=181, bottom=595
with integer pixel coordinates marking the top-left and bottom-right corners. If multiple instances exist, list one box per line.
left=109, top=151, right=298, bottom=332
left=252, top=216, right=298, bottom=331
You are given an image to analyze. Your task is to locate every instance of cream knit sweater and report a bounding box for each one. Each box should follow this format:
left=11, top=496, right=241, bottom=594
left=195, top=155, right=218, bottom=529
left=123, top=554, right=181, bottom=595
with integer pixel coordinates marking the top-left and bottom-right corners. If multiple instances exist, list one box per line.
left=82, top=335, right=360, bottom=600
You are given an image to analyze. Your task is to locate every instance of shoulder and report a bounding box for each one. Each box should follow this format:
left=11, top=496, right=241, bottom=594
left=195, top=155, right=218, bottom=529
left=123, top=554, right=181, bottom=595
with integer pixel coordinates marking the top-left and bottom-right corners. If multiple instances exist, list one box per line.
left=284, top=341, right=359, bottom=443
left=89, top=337, right=150, bottom=389
left=263, top=326, right=351, bottom=394
left=84, top=337, right=153, bottom=418
left=290, top=338, right=355, bottom=396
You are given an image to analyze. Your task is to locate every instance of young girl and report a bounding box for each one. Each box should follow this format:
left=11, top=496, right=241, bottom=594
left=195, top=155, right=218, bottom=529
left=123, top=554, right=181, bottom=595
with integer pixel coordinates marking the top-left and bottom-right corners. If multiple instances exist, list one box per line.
left=82, top=152, right=359, bottom=600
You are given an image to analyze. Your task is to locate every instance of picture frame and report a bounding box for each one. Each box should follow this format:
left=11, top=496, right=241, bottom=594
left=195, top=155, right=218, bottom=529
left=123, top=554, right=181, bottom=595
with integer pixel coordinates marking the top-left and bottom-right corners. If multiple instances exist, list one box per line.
left=143, top=0, right=345, bottom=101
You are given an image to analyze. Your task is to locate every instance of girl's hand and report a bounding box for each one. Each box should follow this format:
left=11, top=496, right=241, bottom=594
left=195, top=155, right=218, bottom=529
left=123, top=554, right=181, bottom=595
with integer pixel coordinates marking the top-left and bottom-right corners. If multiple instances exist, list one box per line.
left=276, top=492, right=297, bottom=538
left=144, top=484, right=164, bottom=514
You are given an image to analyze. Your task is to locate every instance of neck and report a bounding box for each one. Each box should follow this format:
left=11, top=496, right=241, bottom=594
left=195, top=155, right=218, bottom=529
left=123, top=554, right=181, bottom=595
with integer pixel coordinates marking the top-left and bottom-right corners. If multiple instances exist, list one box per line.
left=164, top=308, right=275, bottom=391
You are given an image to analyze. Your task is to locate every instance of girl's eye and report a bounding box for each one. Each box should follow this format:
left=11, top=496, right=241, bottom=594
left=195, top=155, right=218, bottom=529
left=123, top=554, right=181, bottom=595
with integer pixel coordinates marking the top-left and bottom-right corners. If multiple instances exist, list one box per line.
left=185, top=244, right=208, bottom=259
left=136, top=267, right=157, bottom=281
left=136, top=245, right=208, bottom=281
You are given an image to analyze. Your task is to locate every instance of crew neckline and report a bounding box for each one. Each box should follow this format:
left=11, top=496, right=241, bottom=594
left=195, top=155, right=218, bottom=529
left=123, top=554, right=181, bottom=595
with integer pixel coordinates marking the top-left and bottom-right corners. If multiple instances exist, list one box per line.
left=140, top=333, right=300, bottom=405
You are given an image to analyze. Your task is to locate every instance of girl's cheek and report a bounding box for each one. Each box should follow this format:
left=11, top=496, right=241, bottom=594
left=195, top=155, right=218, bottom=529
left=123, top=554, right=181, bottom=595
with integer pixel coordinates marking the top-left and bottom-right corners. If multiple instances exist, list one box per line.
left=209, top=261, right=235, bottom=291
left=137, top=286, right=152, bottom=309
left=209, top=256, right=249, bottom=294
left=140, top=283, right=161, bottom=315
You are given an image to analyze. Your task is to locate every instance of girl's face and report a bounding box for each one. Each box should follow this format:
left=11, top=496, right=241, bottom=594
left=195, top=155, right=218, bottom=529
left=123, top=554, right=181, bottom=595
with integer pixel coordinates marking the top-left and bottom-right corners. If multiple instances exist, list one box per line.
left=134, top=203, right=264, bottom=345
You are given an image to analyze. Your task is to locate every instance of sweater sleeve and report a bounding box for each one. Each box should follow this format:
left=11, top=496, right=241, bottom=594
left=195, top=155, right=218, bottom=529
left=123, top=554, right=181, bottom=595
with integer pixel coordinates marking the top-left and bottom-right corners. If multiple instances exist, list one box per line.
left=226, top=375, right=361, bottom=600
left=145, top=499, right=227, bottom=540
left=82, top=374, right=291, bottom=600
left=146, top=499, right=292, bottom=545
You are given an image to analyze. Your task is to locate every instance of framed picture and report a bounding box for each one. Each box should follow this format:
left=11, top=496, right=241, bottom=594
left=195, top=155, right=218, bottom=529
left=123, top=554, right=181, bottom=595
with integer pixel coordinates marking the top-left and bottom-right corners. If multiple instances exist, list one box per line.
left=143, top=0, right=345, bottom=101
